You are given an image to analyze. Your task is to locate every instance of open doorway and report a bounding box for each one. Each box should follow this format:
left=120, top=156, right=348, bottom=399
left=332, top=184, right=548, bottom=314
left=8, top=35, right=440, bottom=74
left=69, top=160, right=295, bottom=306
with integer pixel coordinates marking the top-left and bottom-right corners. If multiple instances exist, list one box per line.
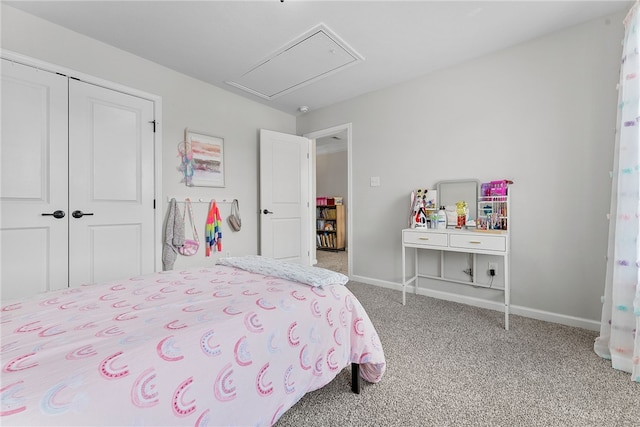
left=304, top=124, right=352, bottom=277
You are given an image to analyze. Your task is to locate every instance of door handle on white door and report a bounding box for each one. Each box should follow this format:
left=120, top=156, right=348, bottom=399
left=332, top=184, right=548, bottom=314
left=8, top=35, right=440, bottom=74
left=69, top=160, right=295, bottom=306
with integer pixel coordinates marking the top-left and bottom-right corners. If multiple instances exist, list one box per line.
left=262, top=209, right=274, bottom=214
left=72, top=210, right=94, bottom=218
left=42, top=210, right=66, bottom=219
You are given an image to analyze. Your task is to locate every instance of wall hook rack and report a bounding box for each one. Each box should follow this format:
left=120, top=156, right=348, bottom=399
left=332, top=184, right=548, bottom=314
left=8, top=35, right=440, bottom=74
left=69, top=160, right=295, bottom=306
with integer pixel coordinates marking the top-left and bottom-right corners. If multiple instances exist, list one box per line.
left=166, top=197, right=237, bottom=204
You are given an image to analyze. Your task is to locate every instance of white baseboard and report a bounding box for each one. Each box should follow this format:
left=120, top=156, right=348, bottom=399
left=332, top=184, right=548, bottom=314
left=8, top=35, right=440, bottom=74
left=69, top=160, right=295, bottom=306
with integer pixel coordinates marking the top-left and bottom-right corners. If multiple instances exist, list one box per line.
left=350, top=275, right=402, bottom=292
left=349, top=275, right=601, bottom=331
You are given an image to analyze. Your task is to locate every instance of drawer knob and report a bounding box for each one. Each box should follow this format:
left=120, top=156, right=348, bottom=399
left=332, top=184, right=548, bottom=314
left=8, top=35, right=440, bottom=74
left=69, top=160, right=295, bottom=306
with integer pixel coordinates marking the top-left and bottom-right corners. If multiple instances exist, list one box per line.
left=419, top=237, right=430, bottom=240
left=469, top=240, right=482, bottom=244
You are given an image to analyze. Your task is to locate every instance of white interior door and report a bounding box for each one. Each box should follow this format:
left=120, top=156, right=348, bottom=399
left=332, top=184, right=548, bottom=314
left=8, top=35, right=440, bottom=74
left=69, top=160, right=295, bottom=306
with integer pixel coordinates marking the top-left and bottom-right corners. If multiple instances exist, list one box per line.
left=259, top=129, right=311, bottom=265
left=68, top=79, right=155, bottom=286
left=1, top=59, right=69, bottom=300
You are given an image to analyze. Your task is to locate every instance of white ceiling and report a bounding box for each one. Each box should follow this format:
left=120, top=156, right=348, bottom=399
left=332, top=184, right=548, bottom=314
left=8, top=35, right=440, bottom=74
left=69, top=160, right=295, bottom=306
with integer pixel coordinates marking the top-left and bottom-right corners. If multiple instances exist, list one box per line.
left=6, top=1, right=631, bottom=116
left=317, top=129, right=348, bottom=154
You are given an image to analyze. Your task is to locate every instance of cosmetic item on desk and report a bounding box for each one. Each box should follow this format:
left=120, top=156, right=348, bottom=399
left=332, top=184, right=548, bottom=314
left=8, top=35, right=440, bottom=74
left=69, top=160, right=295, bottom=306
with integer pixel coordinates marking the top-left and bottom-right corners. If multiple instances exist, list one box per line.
left=437, top=206, right=447, bottom=229
left=455, top=201, right=468, bottom=229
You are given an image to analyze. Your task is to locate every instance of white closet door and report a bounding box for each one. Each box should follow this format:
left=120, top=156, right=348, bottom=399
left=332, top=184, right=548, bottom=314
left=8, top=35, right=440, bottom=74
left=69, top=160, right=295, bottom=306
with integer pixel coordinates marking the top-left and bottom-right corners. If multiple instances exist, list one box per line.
left=0, top=59, right=69, bottom=300
left=68, top=79, right=155, bottom=286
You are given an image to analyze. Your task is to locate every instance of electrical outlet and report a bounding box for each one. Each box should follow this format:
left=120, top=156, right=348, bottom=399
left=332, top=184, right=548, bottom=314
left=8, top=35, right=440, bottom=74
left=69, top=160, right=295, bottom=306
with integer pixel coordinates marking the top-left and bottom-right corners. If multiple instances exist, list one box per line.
left=488, top=262, right=498, bottom=276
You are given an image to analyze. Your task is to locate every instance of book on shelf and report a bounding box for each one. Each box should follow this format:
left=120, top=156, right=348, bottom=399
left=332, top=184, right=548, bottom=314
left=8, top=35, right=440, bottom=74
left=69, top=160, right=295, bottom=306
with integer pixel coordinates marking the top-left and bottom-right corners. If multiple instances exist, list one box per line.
left=317, top=232, right=337, bottom=249
left=317, top=207, right=337, bottom=220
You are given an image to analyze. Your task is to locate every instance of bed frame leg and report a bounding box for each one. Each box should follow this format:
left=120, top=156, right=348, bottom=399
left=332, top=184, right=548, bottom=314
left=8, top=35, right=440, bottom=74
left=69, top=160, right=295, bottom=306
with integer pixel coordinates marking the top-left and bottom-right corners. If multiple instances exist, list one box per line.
left=351, top=362, right=360, bottom=394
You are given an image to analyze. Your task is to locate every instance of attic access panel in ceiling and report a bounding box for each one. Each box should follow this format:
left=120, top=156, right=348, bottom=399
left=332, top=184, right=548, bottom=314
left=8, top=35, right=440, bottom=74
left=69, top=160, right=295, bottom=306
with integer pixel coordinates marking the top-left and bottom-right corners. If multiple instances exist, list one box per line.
left=226, top=24, right=364, bottom=100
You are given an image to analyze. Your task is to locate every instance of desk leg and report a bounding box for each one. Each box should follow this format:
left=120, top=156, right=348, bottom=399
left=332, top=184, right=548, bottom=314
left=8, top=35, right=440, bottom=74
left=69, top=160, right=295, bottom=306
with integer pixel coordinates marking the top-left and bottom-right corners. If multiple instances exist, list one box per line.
left=402, top=245, right=406, bottom=305
left=414, top=249, right=418, bottom=295
left=504, top=254, right=510, bottom=330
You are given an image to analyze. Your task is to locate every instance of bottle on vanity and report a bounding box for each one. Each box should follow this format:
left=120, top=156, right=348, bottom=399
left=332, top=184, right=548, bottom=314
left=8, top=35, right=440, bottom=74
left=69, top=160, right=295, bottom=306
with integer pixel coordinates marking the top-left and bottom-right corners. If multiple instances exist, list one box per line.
left=437, top=206, right=447, bottom=229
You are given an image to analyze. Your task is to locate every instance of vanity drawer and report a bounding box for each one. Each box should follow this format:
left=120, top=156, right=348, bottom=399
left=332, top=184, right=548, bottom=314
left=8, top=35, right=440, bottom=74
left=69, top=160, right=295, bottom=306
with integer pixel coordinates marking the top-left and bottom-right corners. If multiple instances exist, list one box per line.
left=449, top=233, right=506, bottom=252
left=403, top=230, right=448, bottom=248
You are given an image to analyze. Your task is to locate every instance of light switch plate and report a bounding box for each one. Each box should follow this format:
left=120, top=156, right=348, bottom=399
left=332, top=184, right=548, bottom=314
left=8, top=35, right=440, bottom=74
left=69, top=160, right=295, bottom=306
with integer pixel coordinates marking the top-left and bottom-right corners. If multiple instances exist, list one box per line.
left=370, top=176, right=380, bottom=187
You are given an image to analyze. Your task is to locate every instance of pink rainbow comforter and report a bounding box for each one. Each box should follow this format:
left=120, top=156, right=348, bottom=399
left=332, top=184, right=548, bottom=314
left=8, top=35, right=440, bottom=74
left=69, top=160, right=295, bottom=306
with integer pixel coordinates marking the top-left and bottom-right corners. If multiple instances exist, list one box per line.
left=1, top=264, right=385, bottom=426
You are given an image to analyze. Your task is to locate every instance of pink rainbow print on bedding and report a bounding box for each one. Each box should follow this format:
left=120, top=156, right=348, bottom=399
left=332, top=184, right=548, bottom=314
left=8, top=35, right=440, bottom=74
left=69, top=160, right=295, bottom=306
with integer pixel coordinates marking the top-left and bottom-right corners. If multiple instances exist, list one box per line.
left=0, top=264, right=386, bottom=426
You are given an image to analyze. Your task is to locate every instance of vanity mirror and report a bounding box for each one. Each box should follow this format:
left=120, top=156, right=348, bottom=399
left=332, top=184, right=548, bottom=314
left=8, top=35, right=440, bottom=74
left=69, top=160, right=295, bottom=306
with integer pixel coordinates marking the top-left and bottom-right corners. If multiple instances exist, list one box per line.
left=436, top=179, right=480, bottom=223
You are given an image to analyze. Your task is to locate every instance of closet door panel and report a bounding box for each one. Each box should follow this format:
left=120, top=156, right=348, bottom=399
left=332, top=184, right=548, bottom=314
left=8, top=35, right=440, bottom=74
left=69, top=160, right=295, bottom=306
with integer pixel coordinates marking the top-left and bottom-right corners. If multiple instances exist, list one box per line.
left=68, top=79, right=155, bottom=286
left=0, top=59, right=69, bottom=300
left=92, top=102, right=139, bottom=201
left=88, top=224, right=142, bottom=283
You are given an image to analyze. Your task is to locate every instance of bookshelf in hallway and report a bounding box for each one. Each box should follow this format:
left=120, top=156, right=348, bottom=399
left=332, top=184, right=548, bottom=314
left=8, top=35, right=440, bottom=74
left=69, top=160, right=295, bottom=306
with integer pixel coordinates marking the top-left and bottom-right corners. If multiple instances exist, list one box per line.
left=316, top=202, right=345, bottom=251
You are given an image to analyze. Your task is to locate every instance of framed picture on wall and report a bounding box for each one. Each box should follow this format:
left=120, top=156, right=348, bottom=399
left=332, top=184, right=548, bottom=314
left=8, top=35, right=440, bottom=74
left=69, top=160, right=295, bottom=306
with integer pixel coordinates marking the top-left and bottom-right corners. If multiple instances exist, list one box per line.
left=185, top=129, right=225, bottom=187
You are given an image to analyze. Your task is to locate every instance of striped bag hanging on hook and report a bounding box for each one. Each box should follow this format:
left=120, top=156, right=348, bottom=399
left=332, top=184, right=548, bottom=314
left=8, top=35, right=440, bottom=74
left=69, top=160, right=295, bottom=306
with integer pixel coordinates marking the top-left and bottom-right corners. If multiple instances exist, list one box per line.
left=205, top=199, right=222, bottom=256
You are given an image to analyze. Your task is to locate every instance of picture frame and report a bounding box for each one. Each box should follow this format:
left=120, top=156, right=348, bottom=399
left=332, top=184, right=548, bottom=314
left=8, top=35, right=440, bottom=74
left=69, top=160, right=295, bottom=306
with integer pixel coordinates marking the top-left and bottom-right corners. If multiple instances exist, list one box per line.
left=184, top=129, right=225, bottom=187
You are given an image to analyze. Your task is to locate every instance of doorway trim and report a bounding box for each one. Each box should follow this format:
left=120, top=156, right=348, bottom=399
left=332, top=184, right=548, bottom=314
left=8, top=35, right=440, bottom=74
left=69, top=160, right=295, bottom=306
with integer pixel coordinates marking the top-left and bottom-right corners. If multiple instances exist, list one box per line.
left=303, top=123, right=352, bottom=277
left=1, top=49, right=164, bottom=272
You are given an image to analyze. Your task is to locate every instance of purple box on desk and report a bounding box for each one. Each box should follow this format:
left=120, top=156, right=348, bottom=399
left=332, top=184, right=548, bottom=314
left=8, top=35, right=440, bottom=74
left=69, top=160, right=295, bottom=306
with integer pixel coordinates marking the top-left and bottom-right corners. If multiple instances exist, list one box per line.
left=481, top=182, right=492, bottom=197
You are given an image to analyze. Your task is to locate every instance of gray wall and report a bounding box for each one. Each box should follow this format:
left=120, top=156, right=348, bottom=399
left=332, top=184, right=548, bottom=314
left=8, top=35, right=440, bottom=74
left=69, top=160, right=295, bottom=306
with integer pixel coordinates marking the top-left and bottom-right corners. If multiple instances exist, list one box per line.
left=317, top=151, right=348, bottom=204
left=1, top=5, right=296, bottom=270
left=298, top=13, right=624, bottom=325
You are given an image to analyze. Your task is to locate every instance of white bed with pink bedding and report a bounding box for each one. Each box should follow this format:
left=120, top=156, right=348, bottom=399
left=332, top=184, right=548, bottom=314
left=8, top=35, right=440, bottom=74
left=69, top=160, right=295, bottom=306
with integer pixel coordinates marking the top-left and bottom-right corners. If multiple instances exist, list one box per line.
left=1, top=256, right=386, bottom=426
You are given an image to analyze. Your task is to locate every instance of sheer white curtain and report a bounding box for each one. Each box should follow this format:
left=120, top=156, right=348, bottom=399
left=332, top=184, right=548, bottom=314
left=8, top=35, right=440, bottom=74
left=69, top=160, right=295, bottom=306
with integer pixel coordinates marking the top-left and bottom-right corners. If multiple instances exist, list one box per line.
left=594, top=2, right=640, bottom=383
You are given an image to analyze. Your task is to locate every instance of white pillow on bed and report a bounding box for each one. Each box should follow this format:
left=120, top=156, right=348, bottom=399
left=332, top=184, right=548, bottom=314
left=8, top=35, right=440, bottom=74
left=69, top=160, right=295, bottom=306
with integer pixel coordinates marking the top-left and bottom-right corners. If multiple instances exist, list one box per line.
left=216, top=255, right=349, bottom=287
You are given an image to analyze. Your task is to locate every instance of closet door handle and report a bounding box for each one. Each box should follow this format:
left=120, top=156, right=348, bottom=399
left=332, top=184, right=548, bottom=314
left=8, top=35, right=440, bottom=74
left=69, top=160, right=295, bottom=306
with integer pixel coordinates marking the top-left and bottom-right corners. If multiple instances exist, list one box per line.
left=262, top=209, right=274, bottom=214
left=41, top=210, right=66, bottom=219
left=72, top=210, right=94, bottom=219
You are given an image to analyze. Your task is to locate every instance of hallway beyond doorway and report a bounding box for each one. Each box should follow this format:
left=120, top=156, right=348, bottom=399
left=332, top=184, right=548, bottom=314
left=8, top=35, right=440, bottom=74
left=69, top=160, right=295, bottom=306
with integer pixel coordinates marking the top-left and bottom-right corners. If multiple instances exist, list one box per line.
left=315, top=250, right=347, bottom=275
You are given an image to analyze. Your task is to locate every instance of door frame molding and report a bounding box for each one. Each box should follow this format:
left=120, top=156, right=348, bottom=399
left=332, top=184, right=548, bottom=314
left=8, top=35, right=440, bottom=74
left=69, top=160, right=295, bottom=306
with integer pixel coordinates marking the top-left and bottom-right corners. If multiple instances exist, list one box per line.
left=1, top=49, right=164, bottom=272
left=303, top=123, right=352, bottom=277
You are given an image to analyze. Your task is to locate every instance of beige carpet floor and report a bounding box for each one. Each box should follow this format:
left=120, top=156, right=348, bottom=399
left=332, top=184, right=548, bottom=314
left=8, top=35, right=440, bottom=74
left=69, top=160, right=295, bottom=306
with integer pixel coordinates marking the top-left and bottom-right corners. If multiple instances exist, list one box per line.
left=315, top=249, right=348, bottom=275
left=276, top=280, right=640, bottom=427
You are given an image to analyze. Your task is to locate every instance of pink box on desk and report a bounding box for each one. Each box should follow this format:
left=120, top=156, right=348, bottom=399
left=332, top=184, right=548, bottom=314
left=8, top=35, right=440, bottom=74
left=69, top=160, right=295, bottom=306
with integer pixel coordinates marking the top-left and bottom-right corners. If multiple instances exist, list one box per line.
left=489, top=180, right=509, bottom=196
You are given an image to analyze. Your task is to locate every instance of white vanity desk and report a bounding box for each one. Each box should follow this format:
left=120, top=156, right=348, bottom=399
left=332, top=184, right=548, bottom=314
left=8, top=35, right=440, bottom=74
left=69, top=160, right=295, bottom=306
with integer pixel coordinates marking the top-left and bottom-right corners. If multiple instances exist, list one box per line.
left=401, top=227, right=511, bottom=329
